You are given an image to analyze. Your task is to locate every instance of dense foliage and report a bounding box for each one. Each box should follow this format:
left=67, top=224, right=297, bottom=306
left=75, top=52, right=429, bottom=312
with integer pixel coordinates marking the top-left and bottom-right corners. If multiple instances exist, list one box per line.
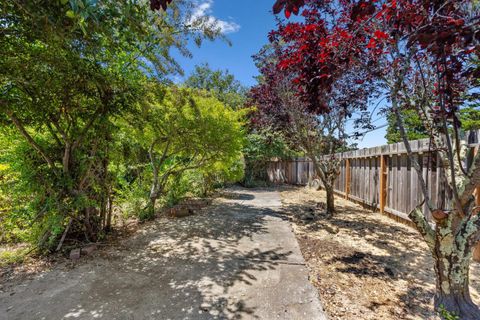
left=0, top=1, right=245, bottom=251
left=386, top=107, right=480, bottom=144
left=184, top=63, right=247, bottom=110
left=121, top=85, right=245, bottom=220
left=242, top=130, right=295, bottom=187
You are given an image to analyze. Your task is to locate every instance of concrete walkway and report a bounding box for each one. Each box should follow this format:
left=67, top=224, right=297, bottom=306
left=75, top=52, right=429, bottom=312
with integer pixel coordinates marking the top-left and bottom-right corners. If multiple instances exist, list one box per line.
left=0, top=188, right=327, bottom=320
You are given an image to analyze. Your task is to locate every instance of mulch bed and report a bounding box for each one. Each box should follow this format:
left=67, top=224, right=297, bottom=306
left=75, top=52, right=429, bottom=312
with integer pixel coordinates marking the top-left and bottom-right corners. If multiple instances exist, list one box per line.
left=280, top=186, right=480, bottom=320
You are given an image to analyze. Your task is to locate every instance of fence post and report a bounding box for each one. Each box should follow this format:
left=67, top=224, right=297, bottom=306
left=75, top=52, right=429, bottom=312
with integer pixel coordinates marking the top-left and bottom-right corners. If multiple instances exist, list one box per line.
left=379, top=155, right=387, bottom=213
left=345, top=158, right=350, bottom=200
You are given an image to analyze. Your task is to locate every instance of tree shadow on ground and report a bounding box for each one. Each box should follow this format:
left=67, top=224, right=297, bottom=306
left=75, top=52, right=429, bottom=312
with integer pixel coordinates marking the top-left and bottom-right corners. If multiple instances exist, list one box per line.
left=216, top=190, right=256, bottom=201
left=279, top=187, right=480, bottom=319
left=1, top=190, right=296, bottom=320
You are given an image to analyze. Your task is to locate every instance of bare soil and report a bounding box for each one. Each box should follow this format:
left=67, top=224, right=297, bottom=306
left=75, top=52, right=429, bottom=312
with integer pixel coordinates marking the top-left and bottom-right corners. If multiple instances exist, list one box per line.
left=0, top=188, right=326, bottom=320
left=0, top=212, right=152, bottom=289
left=280, top=186, right=480, bottom=320
left=0, top=198, right=202, bottom=284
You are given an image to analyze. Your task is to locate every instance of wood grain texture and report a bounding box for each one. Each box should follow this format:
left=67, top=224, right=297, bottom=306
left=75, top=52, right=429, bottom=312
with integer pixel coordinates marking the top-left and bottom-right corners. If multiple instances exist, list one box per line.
left=266, top=131, right=480, bottom=227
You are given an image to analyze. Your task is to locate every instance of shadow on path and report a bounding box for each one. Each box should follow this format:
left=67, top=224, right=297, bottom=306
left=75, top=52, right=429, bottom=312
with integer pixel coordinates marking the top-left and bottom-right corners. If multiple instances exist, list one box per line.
left=1, top=188, right=325, bottom=320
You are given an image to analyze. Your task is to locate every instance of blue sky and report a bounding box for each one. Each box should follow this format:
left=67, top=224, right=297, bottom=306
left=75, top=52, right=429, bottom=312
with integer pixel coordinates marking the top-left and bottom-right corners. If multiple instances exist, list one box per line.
left=173, top=0, right=277, bottom=87
left=172, top=0, right=387, bottom=148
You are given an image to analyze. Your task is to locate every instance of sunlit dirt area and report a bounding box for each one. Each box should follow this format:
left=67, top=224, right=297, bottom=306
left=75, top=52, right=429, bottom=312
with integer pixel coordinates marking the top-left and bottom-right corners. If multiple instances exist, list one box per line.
left=280, top=186, right=480, bottom=320
left=0, top=189, right=326, bottom=320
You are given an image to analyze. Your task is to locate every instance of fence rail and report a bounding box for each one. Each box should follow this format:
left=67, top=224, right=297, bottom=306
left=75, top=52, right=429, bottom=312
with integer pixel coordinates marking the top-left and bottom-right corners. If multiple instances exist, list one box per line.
left=267, top=130, right=480, bottom=223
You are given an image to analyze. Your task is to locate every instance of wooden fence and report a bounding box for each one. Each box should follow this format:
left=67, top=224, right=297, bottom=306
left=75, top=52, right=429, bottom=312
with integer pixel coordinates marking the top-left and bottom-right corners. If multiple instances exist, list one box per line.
left=267, top=130, right=480, bottom=223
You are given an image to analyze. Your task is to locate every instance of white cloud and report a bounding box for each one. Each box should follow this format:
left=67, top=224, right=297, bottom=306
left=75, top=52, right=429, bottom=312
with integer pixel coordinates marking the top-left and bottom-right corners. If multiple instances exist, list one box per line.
left=189, top=0, right=240, bottom=34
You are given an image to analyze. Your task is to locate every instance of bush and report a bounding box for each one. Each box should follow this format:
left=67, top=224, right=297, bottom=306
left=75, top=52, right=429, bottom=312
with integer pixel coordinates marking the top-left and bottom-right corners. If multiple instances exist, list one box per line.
left=243, top=131, right=295, bottom=187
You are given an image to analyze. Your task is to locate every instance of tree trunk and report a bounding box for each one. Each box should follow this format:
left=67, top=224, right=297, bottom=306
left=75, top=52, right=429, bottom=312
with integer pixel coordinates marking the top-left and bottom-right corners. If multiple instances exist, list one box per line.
left=148, top=176, right=162, bottom=216
left=433, top=231, right=480, bottom=319
left=148, top=172, right=159, bottom=217
left=310, top=156, right=338, bottom=216
left=325, top=185, right=335, bottom=214
left=105, top=193, right=113, bottom=231
left=63, top=142, right=71, bottom=175
left=84, top=207, right=93, bottom=242
left=149, top=197, right=157, bottom=213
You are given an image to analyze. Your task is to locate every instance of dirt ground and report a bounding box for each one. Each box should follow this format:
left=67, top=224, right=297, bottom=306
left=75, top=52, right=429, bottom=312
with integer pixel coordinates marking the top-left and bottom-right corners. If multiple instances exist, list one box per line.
left=280, top=186, right=480, bottom=320
left=0, top=188, right=326, bottom=320
left=0, top=218, right=142, bottom=286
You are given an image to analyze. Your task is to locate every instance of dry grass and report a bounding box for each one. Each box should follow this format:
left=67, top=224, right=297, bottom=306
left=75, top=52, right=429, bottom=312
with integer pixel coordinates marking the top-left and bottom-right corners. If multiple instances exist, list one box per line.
left=280, top=186, right=480, bottom=320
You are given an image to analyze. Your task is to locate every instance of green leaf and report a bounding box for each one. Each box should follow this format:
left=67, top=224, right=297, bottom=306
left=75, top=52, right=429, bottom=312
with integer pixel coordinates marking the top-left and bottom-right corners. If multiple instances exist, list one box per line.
left=66, top=10, right=76, bottom=19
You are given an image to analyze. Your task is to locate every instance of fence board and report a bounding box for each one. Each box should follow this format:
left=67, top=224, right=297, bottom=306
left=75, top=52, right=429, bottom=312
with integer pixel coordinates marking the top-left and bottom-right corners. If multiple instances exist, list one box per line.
left=266, top=131, right=480, bottom=224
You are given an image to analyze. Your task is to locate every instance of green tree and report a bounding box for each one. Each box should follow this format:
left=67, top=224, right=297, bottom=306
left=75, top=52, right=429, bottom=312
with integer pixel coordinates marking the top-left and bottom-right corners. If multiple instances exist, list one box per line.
left=184, top=63, right=247, bottom=109
left=386, top=106, right=480, bottom=144
left=0, top=0, right=222, bottom=250
left=123, top=85, right=245, bottom=219
left=385, top=108, right=429, bottom=143
left=242, top=130, right=296, bottom=186
left=460, top=106, right=480, bottom=131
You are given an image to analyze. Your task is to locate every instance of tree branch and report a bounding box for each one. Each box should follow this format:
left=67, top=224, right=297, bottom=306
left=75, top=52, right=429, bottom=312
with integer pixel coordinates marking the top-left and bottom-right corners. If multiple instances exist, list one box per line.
left=394, top=105, right=433, bottom=212
left=409, top=205, right=435, bottom=250
left=6, top=111, right=56, bottom=169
